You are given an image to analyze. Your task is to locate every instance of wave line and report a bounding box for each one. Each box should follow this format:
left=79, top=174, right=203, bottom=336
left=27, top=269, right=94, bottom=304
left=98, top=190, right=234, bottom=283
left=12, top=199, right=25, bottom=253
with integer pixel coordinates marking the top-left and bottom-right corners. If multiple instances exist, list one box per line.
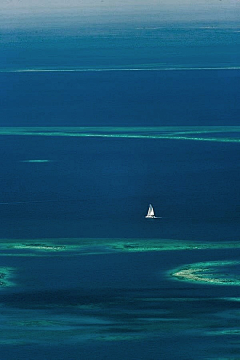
left=1, top=66, right=240, bottom=73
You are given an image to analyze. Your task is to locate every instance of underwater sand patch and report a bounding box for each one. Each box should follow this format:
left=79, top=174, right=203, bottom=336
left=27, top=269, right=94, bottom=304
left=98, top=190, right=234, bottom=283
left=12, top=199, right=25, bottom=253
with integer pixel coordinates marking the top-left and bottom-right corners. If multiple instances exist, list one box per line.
left=0, top=126, right=240, bottom=144
left=21, top=160, right=51, bottom=163
left=0, top=267, right=15, bottom=288
left=1, top=238, right=240, bottom=257
left=171, top=261, right=240, bottom=286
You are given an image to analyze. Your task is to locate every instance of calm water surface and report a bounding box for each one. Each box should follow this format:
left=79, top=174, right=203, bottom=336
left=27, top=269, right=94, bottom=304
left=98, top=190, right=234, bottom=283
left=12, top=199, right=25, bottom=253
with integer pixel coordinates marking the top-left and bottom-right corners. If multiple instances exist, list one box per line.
left=0, top=22, right=239, bottom=359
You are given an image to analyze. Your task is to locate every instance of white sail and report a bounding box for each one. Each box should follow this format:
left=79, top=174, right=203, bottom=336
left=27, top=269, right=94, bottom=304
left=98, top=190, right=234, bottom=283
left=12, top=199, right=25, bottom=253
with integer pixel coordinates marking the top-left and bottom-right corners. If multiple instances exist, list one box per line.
left=146, top=204, right=156, bottom=218
left=147, top=204, right=154, bottom=216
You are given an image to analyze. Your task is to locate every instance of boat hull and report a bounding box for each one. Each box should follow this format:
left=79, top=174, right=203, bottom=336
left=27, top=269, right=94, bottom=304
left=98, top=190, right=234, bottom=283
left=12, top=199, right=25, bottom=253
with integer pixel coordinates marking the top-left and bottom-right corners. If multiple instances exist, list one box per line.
left=145, top=216, right=161, bottom=219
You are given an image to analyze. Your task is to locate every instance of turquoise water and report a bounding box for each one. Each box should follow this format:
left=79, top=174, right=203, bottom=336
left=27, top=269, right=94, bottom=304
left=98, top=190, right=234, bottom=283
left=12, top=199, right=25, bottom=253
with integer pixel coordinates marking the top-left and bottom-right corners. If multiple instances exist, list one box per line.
left=0, top=20, right=240, bottom=359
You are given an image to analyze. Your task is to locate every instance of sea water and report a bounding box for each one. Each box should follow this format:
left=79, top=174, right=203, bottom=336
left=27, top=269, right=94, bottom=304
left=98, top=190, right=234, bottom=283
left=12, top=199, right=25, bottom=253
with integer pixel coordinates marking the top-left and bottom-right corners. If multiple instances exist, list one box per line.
left=0, top=20, right=240, bottom=359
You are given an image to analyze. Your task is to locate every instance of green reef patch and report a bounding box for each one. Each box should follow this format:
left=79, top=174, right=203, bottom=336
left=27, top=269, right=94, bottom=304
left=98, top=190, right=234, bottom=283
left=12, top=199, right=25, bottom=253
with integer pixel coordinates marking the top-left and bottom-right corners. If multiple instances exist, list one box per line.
left=170, top=261, right=240, bottom=286
left=2, top=241, right=68, bottom=254
left=0, top=126, right=240, bottom=144
left=0, top=238, right=240, bottom=257
left=21, top=160, right=51, bottom=163
left=0, top=267, right=15, bottom=288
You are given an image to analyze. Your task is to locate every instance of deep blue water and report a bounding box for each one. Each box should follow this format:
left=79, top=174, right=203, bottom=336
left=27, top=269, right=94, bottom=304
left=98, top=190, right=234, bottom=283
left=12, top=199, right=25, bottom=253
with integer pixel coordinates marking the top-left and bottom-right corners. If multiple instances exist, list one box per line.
left=1, top=70, right=240, bottom=241
left=1, top=70, right=240, bottom=127
left=0, top=133, right=239, bottom=242
left=0, top=21, right=240, bottom=359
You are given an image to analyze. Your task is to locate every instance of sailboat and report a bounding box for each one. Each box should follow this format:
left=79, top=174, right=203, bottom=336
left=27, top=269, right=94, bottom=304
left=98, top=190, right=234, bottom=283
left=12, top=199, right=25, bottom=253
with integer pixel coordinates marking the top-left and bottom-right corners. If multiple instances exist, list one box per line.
left=145, top=204, right=160, bottom=219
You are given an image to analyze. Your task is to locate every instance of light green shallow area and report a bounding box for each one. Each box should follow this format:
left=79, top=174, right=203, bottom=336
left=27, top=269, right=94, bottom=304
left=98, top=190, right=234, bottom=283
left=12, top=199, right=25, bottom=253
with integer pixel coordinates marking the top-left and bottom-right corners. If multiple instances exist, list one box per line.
left=0, top=126, right=240, bottom=143
left=171, top=260, right=240, bottom=286
left=20, top=160, right=51, bottom=163
left=0, top=267, right=15, bottom=287
left=0, top=294, right=239, bottom=345
left=2, top=66, right=240, bottom=73
left=1, top=238, right=240, bottom=256
left=0, top=237, right=239, bottom=347
left=1, top=239, right=240, bottom=291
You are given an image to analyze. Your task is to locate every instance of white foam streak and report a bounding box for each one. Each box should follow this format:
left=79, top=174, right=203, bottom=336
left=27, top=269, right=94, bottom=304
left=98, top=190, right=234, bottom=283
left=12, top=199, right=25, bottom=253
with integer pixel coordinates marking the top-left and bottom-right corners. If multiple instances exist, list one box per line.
left=1, top=66, right=240, bottom=73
